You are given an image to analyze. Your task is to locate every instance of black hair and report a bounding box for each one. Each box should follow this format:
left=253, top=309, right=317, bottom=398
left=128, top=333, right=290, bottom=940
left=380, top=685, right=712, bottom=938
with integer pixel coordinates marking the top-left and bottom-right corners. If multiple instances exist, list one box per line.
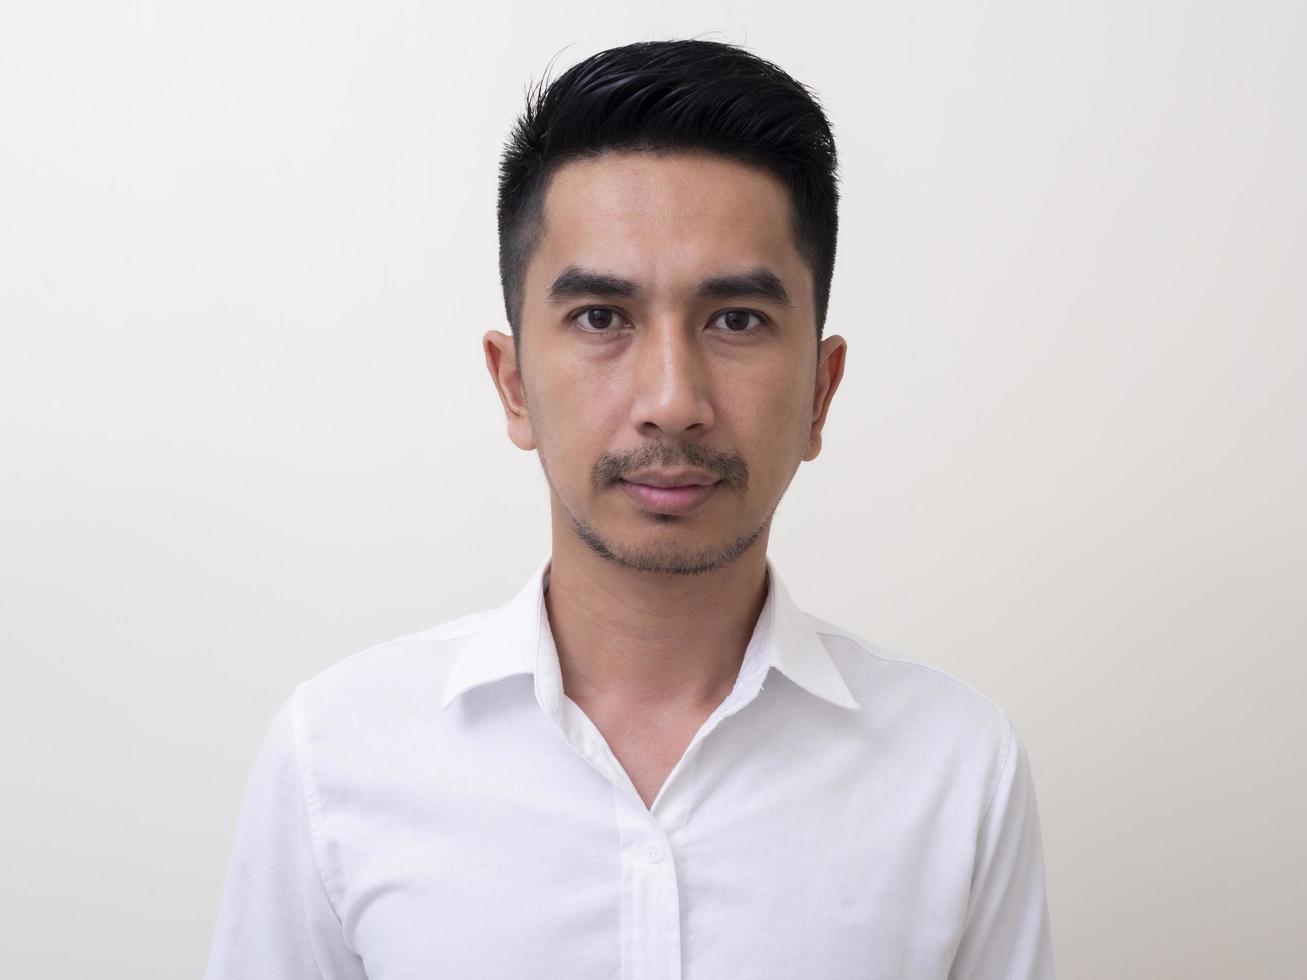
left=496, top=39, right=840, bottom=353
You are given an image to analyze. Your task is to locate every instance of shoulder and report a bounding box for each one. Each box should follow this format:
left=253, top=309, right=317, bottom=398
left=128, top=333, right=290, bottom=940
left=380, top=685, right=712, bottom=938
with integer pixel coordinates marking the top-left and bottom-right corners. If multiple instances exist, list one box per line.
left=290, top=609, right=485, bottom=735
left=806, top=611, right=1014, bottom=771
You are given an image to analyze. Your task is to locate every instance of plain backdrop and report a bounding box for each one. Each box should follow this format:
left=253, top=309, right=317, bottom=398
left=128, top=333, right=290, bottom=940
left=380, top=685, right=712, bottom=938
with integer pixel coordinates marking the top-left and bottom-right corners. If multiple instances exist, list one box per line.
left=2, top=2, right=1303, bottom=977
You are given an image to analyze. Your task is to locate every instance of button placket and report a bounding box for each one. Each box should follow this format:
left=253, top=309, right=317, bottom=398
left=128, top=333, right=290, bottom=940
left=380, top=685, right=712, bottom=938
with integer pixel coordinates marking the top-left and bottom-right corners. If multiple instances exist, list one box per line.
left=615, top=790, right=682, bottom=980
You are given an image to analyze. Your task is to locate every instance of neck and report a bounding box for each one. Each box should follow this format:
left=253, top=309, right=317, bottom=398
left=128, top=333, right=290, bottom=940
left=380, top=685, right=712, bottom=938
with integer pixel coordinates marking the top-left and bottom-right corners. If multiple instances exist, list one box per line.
left=543, top=532, right=771, bottom=718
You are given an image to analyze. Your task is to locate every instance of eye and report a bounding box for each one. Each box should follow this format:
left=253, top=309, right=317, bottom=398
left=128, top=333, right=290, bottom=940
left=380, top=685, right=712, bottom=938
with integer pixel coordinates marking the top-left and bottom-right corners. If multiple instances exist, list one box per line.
left=572, top=307, right=627, bottom=332
left=711, top=310, right=765, bottom=333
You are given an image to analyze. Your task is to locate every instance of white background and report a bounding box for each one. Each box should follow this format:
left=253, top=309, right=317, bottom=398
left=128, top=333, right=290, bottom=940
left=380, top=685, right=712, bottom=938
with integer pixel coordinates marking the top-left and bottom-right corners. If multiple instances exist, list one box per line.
left=2, top=2, right=1303, bottom=977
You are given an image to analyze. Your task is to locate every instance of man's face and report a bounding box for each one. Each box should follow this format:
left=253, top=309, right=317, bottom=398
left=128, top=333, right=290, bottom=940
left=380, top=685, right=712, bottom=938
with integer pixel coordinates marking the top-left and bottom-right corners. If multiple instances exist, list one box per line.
left=485, top=149, right=846, bottom=575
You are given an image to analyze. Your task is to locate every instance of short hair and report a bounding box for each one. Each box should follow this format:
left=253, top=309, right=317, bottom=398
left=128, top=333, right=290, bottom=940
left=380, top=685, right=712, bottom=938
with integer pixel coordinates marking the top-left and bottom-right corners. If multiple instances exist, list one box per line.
left=496, top=39, right=840, bottom=354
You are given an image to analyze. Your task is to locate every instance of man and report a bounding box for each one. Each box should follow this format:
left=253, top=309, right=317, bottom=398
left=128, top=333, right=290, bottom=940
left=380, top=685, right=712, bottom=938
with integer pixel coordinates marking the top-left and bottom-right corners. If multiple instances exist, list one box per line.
left=204, top=39, right=1054, bottom=979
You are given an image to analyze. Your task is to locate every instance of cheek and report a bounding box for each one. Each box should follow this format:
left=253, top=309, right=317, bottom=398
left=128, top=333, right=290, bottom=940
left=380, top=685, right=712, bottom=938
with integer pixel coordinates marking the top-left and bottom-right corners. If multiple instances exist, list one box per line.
left=734, top=370, right=809, bottom=436
left=754, top=391, right=815, bottom=475
left=532, top=371, right=622, bottom=458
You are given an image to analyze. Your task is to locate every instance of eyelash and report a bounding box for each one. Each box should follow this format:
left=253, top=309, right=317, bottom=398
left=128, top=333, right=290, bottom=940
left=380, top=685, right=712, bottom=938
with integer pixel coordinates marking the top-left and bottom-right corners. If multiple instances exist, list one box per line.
left=571, top=307, right=767, bottom=335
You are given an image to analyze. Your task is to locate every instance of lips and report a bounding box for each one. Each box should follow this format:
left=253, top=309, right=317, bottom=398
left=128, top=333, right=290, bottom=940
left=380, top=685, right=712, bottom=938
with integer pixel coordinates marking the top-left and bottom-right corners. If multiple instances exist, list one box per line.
left=620, top=468, right=720, bottom=488
left=619, top=479, right=719, bottom=515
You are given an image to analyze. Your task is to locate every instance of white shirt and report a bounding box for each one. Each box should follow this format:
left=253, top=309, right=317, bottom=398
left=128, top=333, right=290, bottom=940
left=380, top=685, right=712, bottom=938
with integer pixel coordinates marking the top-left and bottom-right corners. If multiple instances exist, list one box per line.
left=204, top=554, right=1054, bottom=979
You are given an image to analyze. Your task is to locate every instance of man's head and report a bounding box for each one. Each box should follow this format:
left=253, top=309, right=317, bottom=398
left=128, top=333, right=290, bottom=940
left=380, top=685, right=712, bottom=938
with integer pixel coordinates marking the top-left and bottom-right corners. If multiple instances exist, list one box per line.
left=484, top=40, right=847, bottom=576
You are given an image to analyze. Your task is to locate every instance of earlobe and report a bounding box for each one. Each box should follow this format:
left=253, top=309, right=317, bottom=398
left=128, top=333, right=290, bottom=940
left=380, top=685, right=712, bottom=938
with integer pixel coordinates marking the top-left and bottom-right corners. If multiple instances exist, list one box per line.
left=802, top=433, right=822, bottom=462
left=483, top=330, right=537, bottom=451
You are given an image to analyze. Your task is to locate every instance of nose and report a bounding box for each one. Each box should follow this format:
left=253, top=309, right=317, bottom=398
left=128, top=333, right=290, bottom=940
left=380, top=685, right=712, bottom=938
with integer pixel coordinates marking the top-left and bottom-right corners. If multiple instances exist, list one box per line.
left=627, top=316, right=716, bottom=440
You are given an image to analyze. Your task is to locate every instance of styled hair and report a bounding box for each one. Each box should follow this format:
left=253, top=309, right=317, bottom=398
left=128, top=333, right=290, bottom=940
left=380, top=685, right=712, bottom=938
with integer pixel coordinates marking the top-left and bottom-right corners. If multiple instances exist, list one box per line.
left=496, top=39, right=840, bottom=353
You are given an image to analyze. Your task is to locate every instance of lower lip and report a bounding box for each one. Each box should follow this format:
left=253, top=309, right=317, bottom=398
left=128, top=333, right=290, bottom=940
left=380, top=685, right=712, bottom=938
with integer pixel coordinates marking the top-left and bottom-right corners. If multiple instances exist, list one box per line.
left=619, top=480, right=719, bottom=514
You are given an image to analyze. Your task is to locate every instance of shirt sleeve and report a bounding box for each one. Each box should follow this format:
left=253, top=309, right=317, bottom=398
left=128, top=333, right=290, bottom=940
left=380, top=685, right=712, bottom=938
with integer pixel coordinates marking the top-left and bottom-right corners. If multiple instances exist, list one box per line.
left=948, top=717, right=1055, bottom=980
left=203, top=685, right=368, bottom=980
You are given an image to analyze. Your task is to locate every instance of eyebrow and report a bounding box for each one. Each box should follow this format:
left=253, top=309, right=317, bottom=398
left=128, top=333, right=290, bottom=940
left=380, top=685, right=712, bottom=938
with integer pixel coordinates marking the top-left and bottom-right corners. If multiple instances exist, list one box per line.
left=546, top=265, right=793, bottom=307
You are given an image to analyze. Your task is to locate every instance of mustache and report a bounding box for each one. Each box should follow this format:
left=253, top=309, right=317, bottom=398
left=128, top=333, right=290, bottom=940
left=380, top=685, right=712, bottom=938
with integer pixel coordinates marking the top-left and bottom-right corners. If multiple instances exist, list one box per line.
left=592, top=444, right=749, bottom=494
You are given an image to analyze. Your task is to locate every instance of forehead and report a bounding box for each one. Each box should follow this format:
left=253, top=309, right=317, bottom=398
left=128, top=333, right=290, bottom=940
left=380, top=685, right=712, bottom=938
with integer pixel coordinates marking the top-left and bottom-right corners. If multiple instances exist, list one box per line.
left=527, top=150, right=809, bottom=306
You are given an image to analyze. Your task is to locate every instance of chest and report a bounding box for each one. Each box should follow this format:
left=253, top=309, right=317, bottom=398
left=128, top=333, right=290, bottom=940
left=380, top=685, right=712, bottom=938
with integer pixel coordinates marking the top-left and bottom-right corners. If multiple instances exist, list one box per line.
left=314, top=680, right=989, bottom=980
left=328, top=731, right=975, bottom=980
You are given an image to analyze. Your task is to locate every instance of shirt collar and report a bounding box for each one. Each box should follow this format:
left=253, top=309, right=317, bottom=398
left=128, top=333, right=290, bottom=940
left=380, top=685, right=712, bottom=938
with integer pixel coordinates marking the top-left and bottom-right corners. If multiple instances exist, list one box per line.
left=440, top=554, right=860, bottom=713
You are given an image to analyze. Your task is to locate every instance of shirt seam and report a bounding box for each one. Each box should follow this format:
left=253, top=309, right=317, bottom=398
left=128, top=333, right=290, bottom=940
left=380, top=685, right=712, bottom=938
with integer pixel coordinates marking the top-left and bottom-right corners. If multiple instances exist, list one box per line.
left=288, top=682, right=348, bottom=923
left=977, top=709, right=1015, bottom=834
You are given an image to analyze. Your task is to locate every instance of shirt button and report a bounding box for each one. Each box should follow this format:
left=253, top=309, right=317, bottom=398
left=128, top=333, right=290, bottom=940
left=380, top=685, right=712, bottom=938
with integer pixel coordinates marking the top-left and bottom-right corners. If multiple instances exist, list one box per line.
left=643, top=839, right=664, bottom=864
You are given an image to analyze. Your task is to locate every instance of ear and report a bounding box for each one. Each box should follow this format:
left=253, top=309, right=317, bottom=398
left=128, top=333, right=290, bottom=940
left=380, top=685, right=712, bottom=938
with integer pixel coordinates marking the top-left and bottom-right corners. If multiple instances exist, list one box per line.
left=483, top=330, right=536, bottom=451
left=803, top=335, right=847, bottom=462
